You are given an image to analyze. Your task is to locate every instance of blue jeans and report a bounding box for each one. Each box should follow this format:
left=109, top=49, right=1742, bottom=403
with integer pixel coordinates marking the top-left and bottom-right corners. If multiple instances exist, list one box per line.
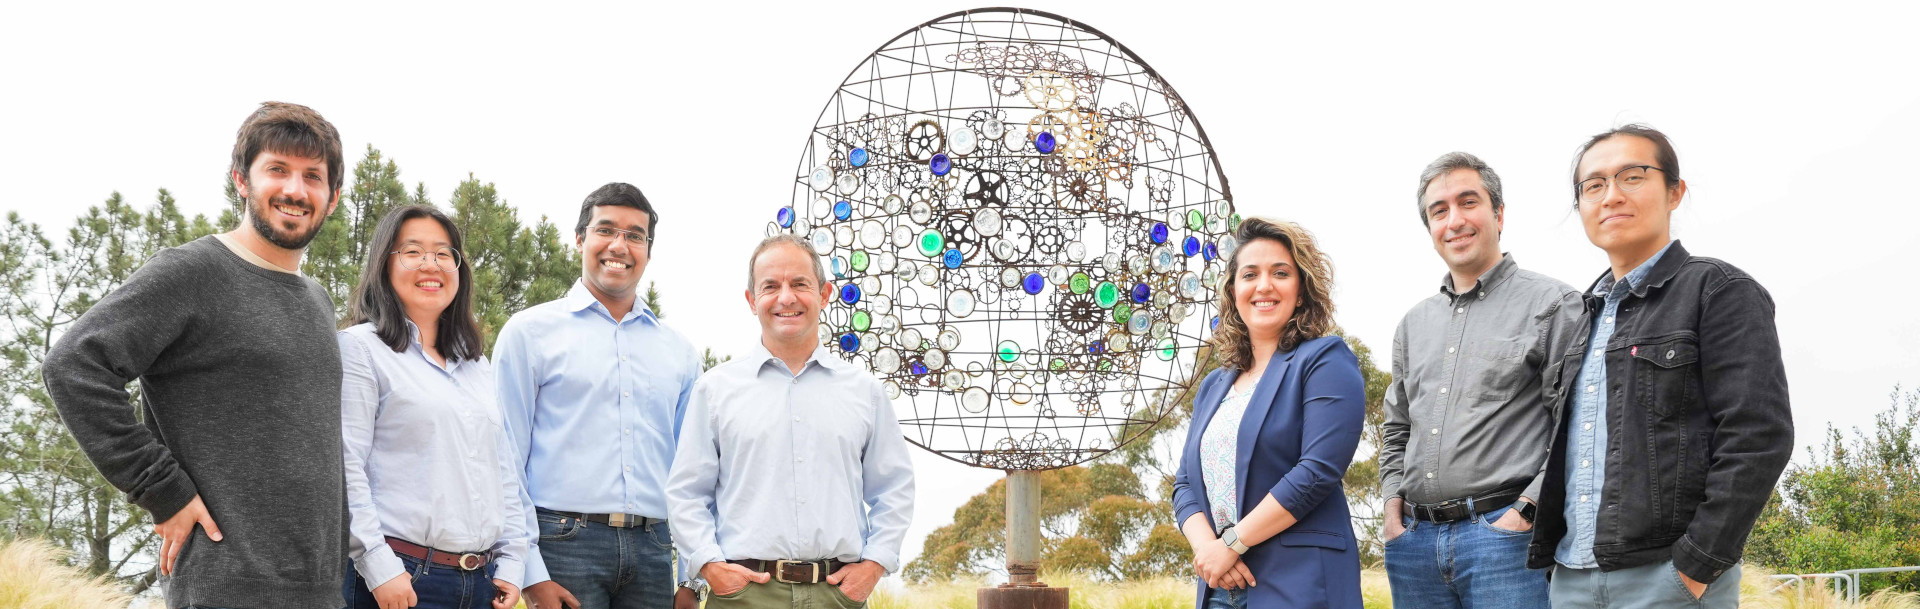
left=343, top=553, right=500, bottom=609
left=1550, top=561, right=1743, bottom=609
left=535, top=508, right=676, bottom=609
left=1383, top=500, right=1549, bottom=609
left=1204, top=586, right=1248, bottom=609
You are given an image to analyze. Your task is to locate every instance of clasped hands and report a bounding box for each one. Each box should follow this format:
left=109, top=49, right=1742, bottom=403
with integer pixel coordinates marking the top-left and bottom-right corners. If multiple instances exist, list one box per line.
left=1191, top=536, right=1256, bottom=590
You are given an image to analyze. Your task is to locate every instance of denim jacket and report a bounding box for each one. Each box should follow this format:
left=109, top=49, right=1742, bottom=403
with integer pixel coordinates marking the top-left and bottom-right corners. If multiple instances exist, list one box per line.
left=1526, top=241, right=1794, bottom=584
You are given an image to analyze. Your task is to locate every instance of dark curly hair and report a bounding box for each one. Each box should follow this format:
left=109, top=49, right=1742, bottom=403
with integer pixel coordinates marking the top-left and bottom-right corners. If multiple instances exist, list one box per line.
left=1209, top=217, right=1337, bottom=371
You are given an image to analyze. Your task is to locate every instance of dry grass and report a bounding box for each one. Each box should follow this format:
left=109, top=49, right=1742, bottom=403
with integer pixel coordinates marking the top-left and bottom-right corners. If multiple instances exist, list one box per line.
left=0, top=538, right=135, bottom=609
left=876, top=566, right=1920, bottom=609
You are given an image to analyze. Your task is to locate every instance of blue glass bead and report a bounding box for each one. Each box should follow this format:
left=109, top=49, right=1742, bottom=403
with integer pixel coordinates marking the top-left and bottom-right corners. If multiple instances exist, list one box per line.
left=1150, top=223, right=1168, bottom=244
left=942, top=248, right=962, bottom=269
left=777, top=207, right=794, bottom=229
left=1211, top=316, right=1220, bottom=331
left=911, top=361, right=928, bottom=375
left=930, top=153, right=952, bottom=176
left=1131, top=283, right=1151, bottom=304
left=1022, top=272, right=1046, bottom=295
left=1183, top=236, right=1201, bottom=257
left=839, top=333, right=859, bottom=353
left=1088, top=340, right=1105, bottom=355
left=849, top=148, right=868, bottom=167
left=840, top=283, right=861, bottom=305
left=833, top=200, right=852, bottom=221
left=1034, top=132, right=1057, bottom=154
left=1204, top=242, right=1219, bottom=261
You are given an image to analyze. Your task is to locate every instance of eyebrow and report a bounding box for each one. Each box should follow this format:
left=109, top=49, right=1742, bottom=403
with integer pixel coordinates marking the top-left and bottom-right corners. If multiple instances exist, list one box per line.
left=400, top=238, right=450, bottom=247
left=1240, top=262, right=1294, bottom=272
left=594, top=219, right=648, bottom=233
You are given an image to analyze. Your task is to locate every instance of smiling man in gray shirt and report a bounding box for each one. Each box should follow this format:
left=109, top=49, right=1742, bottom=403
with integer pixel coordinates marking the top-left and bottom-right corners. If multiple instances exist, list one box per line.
left=1379, top=152, right=1583, bottom=609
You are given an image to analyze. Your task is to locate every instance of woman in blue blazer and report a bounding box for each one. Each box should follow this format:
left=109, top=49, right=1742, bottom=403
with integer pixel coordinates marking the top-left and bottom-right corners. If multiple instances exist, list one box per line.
left=1172, top=217, right=1367, bottom=609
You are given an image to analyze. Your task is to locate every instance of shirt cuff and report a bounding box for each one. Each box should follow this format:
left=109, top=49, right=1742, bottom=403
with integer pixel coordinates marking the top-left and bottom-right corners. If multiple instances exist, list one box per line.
left=688, top=546, right=728, bottom=574
left=521, top=546, right=551, bottom=588
left=354, top=544, right=409, bottom=591
left=491, top=556, right=526, bottom=589
left=859, top=550, right=900, bottom=576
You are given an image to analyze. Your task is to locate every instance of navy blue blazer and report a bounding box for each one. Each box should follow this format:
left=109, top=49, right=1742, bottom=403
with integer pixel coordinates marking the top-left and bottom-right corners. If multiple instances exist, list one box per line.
left=1171, top=335, right=1366, bottom=608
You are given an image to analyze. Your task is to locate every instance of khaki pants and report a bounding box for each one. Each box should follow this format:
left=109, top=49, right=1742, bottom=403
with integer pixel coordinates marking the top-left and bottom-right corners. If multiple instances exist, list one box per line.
left=707, top=581, right=867, bottom=609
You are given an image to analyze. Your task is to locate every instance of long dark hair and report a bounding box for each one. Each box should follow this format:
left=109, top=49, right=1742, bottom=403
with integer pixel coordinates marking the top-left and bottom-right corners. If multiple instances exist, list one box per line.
left=346, top=205, right=484, bottom=362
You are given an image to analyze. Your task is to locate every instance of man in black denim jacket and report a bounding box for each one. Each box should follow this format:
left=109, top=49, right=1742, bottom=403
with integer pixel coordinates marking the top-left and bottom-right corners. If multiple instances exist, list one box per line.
left=1528, top=125, right=1794, bottom=609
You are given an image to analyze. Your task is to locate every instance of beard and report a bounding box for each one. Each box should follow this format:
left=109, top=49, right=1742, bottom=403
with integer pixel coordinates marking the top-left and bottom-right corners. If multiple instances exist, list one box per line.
left=247, top=194, right=328, bottom=250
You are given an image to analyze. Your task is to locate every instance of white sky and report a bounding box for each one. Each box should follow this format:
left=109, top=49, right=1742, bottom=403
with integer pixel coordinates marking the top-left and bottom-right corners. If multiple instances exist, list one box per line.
left=5, top=1, right=1918, bottom=583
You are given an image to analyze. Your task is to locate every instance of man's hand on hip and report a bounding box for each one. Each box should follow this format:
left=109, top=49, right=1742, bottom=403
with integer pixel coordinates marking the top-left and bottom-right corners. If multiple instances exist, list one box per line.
left=701, top=562, right=770, bottom=597
left=826, top=560, right=885, bottom=602
left=523, top=580, right=579, bottom=609
left=156, top=495, right=220, bottom=576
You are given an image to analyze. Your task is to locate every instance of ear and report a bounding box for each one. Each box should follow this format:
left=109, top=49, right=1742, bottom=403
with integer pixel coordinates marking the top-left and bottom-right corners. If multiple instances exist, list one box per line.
left=1667, top=179, right=1687, bottom=212
left=231, top=169, right=249, bottom=201
left=818, top=277, right=834, bottom=303
left=1494, top=204, right=1506, bottom=234
left=744, top=288, right=756, bottom=314
left=320, top=185, right=343, bottom=219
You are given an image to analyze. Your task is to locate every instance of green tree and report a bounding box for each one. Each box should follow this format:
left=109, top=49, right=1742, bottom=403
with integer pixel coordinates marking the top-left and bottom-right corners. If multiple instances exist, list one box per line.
left=1, top=192, right=222, bottom=592
left=1747, top=385, right=1920, bottom=594
left=301, top=145, right=411, bottom=318
left=446, top=175, right=578, bottom=350
left=903, top=333, right=1388, bottom=582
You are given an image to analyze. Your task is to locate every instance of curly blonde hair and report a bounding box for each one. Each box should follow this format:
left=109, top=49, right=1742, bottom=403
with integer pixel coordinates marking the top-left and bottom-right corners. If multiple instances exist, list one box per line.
left=1209, top=217, right=1337, bottom=371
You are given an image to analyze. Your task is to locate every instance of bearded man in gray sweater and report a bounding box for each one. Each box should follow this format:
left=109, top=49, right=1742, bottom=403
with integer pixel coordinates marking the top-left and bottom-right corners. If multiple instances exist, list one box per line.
left=42, top=101, right=349, bottom=609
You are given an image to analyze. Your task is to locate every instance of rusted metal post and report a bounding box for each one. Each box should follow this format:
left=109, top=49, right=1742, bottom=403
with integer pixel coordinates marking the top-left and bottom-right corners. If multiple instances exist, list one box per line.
left=978, top=470, right=1068, bottom=609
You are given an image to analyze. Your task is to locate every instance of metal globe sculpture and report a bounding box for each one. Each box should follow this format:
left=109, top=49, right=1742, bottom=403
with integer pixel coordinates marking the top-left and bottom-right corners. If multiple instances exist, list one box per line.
left=771, top=8, right=1236, bottom=472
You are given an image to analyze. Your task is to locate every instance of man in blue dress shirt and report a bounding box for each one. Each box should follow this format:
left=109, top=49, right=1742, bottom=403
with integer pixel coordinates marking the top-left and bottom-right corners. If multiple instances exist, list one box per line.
left=666, top=234, right=915, bottom=608
left=494, top=183, right=703, bottom=609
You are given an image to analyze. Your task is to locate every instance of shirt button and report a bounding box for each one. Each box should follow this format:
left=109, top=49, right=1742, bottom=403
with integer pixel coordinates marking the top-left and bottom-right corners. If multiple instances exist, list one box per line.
left=796, top=457, right=805, bottom=463
left=624, top=428, right=631, bottom=435
left=624, top=466, right=632, bottom=473
left=622, top=390, right=631, bottom=397
left=793, top=416, right=801, bottom=422
left=1455, top=307, right=1465, bottom=314
left=1439, top=387, right=1449, bottom=394
left=1583, top=422, right=1593, bottom=431
left=1586, top=385, right=1596, bottom=393
left=1666, top=350, right=1676, bottom=359
left=1447, top=347, right=1456, bottom=354
left=1425, top=472, right=1434, bottom=479
left=1580, top=494, right=1590, bottom=503
left=1592, top=349, right=1602, bottom=357
left=1604, top=316, right=1614, bottom=323
left=1430, top=428, right=1439, bottom=435
left=799, top=497, right=807, bottom=504
left=1582, top=459, right=1591, bottom=467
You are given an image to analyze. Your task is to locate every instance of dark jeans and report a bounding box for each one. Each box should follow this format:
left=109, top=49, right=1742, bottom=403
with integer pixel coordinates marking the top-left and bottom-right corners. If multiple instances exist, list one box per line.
left=1203, top=586, right=1247, bottom=609
left=535, top=507, right=676, bottom=609
left=1384, top=501, right=1549, bottom=609
left=343, top=553, right=500, bottom=609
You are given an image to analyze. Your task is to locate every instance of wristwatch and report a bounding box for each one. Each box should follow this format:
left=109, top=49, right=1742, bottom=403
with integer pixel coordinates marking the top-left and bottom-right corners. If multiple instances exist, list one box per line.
left=1516, top=500, right=1538, bottom=524
left=1220, top=526, right=1250, bottom=555
left=678, top=579, right=710, bottom=602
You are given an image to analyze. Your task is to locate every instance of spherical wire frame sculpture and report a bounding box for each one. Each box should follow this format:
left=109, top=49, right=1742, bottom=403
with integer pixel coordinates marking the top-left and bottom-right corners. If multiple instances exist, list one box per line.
left=771, top=7, right=1239, bottom=473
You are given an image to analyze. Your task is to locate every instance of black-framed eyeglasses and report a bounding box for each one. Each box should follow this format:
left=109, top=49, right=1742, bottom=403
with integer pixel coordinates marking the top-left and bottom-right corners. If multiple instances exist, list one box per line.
left=391, top=247, right=463, bottom=271
left=589, top=226, right=652, bottom=245
left=1577, top=165, right=1667, bottom=203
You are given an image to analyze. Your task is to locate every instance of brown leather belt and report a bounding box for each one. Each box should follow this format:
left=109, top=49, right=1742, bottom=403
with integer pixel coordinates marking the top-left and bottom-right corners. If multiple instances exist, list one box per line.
left=1403, top=484, right=1526, bottom=523
left=728, top=558, right=853, bottom=585
left=386, top=536, right=491, bottom=571
left=546, top=510, right=666, bottom=529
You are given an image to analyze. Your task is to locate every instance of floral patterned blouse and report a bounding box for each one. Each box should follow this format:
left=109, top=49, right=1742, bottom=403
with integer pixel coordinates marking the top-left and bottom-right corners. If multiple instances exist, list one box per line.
left=1201, top=381, right=1258, bottom=532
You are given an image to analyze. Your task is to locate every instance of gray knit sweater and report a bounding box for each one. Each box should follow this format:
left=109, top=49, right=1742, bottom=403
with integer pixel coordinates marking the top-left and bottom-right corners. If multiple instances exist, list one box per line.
left=43, top=236, right=346, bottom=609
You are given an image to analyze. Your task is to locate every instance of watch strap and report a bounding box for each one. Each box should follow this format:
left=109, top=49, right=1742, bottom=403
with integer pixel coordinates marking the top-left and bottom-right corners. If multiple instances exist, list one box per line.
left=1221, top=527, right=1250, bottom=554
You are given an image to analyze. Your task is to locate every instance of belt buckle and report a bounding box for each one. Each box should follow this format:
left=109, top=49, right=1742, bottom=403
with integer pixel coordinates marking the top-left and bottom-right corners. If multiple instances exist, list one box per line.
left=608, top=513, right=628, bottom=528
left=774, top=560, right=818, bottom=584
left=457, top=553, right=485, bottom=571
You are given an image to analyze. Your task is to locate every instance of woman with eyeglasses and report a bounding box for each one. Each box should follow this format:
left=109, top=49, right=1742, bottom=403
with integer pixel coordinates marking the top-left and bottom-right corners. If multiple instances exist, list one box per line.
left=1170, top=217, right=1366, bottom=608
left=1526, top=125, right=1792, bottom=609
left=339, top=205, right=529, bottom=609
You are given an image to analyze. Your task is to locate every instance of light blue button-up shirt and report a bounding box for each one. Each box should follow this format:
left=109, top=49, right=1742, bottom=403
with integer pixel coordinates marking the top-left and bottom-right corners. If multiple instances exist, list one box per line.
left=665, top=342, right=916, bottom=575
left=494, top=281, right=702, bottom=585
left=339, top=321, right=531, bottom=589
left=1558, top=241, right=1673, bottom=568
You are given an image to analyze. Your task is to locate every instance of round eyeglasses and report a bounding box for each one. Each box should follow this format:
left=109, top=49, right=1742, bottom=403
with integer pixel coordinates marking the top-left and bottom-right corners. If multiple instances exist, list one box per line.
left=1577, top=165, right=1668, bottom=203
left=391, top=247, right=463, bottom=272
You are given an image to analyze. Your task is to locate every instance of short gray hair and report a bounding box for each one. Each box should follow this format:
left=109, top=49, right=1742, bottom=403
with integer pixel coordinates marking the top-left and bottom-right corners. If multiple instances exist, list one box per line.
left=1415, top=151, right=1504, bottom=228
left=746, top=234, right=829, bottom=291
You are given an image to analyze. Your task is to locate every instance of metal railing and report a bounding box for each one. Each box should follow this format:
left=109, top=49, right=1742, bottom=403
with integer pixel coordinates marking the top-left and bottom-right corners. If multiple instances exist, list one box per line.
left=1769, top=566, right=1920, bottom=603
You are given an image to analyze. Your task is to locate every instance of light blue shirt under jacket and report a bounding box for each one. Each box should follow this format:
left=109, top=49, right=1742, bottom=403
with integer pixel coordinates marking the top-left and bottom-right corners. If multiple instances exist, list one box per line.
left=494, top=281, right=703, bottom=586
left=339, top=321, right=531, bottom=589
left=1558, top=240, right=1674, bottom=568
left=666, top=342, right=916, bottom=575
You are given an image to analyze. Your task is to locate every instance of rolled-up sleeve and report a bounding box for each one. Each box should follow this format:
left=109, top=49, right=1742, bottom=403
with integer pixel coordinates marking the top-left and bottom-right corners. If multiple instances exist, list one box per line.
left=1268, top=342, right=1366, bottom=518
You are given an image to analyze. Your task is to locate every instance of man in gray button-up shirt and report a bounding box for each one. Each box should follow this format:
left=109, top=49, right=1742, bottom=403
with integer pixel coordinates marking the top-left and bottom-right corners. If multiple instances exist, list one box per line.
left=1380, top=152, right=1583, bottom=609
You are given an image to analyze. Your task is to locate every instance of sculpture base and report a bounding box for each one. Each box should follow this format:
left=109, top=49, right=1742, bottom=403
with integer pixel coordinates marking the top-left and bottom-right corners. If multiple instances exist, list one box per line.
left=978, top=584, right=1069, bottom=609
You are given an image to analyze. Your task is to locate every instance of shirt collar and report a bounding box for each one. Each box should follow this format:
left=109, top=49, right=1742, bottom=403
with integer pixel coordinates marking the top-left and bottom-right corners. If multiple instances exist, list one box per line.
left=748, top=339, right=849, bottom=377
left=1591, top=240, right=1677, bottom=298
left=1440, top=252, right=1518, bottom=301
left=563, top=279, right=658, bottom=324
